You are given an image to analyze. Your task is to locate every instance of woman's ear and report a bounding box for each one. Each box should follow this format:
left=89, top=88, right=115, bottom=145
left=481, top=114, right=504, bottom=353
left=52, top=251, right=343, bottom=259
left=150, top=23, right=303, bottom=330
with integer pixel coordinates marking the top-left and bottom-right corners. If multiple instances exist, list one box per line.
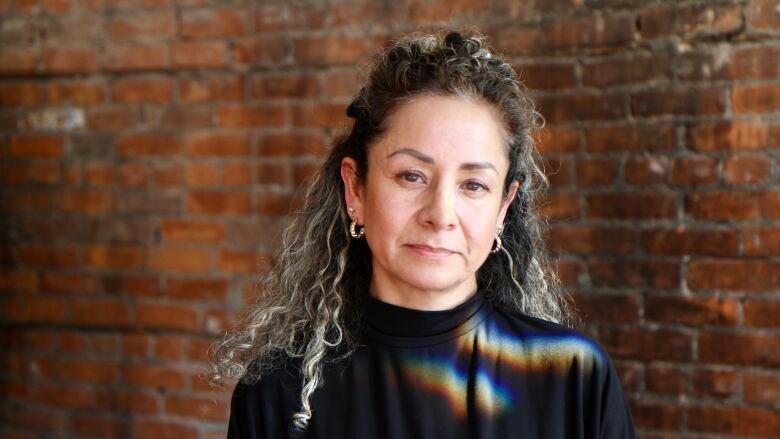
left=497, top=180, right=520, bottom=226
left=340, top=157, right=363, bottom=222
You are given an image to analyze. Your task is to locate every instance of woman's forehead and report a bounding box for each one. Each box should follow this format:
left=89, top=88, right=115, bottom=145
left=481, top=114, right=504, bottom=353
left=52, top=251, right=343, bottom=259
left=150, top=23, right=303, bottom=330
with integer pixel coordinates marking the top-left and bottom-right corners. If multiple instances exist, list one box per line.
left=370, top=94, right=509, bottom=166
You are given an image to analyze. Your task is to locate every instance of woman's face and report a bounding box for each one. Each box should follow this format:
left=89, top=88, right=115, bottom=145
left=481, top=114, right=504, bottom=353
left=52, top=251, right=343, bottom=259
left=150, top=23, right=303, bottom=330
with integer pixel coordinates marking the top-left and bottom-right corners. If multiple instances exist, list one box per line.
left=341, top=94, right=519, bottom=303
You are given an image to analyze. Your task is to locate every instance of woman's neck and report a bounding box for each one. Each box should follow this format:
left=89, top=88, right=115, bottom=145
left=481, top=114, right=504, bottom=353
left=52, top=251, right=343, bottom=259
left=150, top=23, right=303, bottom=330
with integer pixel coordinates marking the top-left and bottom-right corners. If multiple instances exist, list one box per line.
left=368, top=275, right=479, bottom=311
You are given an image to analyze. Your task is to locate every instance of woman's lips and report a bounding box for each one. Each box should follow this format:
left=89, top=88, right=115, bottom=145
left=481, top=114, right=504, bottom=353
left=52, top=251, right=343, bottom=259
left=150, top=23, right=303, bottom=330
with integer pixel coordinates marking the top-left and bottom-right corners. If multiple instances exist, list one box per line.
left=407, top=244, right=455, bottom=258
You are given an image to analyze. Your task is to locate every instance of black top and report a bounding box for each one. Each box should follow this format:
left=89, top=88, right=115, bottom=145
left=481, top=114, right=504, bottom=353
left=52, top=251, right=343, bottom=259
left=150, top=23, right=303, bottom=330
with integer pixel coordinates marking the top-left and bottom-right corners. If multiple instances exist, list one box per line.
left=228, top=288, right=636, bottom=438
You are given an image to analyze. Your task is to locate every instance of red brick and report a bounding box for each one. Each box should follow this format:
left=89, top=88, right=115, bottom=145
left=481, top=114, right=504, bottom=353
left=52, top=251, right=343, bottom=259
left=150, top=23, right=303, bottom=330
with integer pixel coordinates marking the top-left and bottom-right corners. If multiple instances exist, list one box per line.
left=33, top=385, right=94, bottom=409
left=688, top=190, right=780, bottom=220
left=548, top=226, right=634, bottom=255
left=71, top=299, right=131, bottom=326
left=541, top=12, right=635, bottom=49
left=744, top=299, right=780, bottom=327
left=729, top=45, right=780, bottom=80
left=4, top=191, right=52, bottom=213
left=224, top=162, right=252, bottom=185
left=136, top=302, right=199, bottom=330
left=257, top=132, right=326, bottom=157
left=689, top=259, right=780, bottom=291
left=185, top=162, right=220, bottom=186
left=735, top=83, right=780, bottom=115
left=256, top=192, right=292, bottom=216
left=71, top=415, right=128, bottom=438
left=135, top=420, right=198, bottom=439
left=232, top=35, right=291, bottom=66
left=679, top=3, right=744, bottom=36
left=641, top=228, right=738, bottom=257
left=742, top=227, right=780, bottom=256
left=123, top=364, right=187, bottom=390
left=18, top=245, right=80, bottom=269
left=95, top=390, right=158, bottom=414
left=688, top=405, right=780, bottom=437
left=588, top=259, right=679, bottom=289
left=538, top=193, right=580, bottom=220
left=624, top=156, right=667, bottom=185
left=257, top=162, right=291, bottom=186
left=180, top=8, right=247, bottom=37
left=110, top=12, right=175, bottom=40
left=120, top=276, right=160, bottom=297
left=41, top=47, right=99, bottom=73
left=17, top=297, right=68, bottom=323
left=536, top=94, right=626, bottom=123
left=85, top=162, right=114, bottom=185
left=645, top=295, right=738, bottom=326
left=408, top=0, right=487, bottom=22
left=632, top=87, right=726, bottom=117
left=187, top=191, right=251, bottom=215
left=117, top=133, right=182, bottom=156
left=164, top=395, right=229, bottom=421
left=583, top=54, right=670, bottom=87
left=146, top=247, right=212, bottom=273
left=58, top=360, right=118, bottom=384
left=0, top=268, right=38, bottom=293
left=167, top=278, right=227, bottom=300
left=744, top=371, right=780, bottom=405
left=154, top=334, right=187, bottom=361
left=536, top=126, right=579, bottom=154
left=84, top=245, right=144, bottom=269
left=646, top=365, right=688, bottom=396
left=106, top=44, right=169, bottom=71
left=8, top=135, right=64, bottom=157
left=670, top=155, right=717, bottom=186
left=0, top=82, right=43, bottom=106
left=253, top=2, right=326, bottom=31
left=252, top=73, right=320, bottom=98
left=160, top=219, right=225, bottom=243
left=46, top=80, right=105, bottom=106
left=292, top=162, right=322, bottom=186
left=542, top=156, right=571, bottom=187
left=571, top=293, right=638, bottom=323
left=692, top=368, right=738, bottom=398
left=575, top=158, right=616, bottom=187
left=723, top=154, right=769, bottom=184
left=586, top=192, right=677, bottom=219
left=689, top=120, right=780, bottom=151
left=87, top=106, right=142, bottom=131
left=180, top=76, right=244, bottom=103
left=293, top=34, right=370, bottom=66
left=585, top=124, right=675, bottom=152
left=747, top=0, right=780, bottom=30
left=600, top=327, right=692, bottom=362
left=490, top=26, right=540, bottom=56
left=172, top=41, right=227, bottom=68
left=0, top=48, right=38, bottom=74
left=323, top=69, right=360, bottom=98
left=699, top=331, right=780, bottom=367
left=292, top=102, right=349, bottom=129
left=217, top=104, right=286, bottom=128
left=112, top=78, right=173, bottom=103
left=218, top=249, right=266, bottom=274
left=515, top=63, right=576, bottom=90
left=184, top=131, right=250, bottom=156
left=57, top=190, right=114, bottom=214
left=41, top=272, right=98, bottom=295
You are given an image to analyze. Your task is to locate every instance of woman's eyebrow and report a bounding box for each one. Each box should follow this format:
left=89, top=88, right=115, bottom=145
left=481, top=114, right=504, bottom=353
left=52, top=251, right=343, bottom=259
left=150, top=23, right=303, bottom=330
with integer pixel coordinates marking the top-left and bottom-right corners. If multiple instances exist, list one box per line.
left=386, top=147, right=498, bottom=174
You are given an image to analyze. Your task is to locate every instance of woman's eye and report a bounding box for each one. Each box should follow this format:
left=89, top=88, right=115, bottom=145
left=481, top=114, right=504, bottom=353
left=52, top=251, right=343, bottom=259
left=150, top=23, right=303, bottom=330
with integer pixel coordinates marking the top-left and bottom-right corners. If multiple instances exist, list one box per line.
left=464, top=181, right=487, bottom=192
left=399, top=171, right=423, bottom=183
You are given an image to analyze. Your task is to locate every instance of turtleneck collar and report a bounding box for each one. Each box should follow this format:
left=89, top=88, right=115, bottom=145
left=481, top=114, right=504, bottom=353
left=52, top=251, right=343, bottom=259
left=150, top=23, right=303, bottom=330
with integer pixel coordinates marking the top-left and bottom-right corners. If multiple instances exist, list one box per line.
left=363, top=287, right=489, bottom=347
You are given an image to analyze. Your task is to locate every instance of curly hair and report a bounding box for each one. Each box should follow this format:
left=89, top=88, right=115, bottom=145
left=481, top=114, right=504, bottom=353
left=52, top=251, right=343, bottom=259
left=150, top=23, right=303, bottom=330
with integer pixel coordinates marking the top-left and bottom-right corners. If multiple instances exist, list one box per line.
left=210, top=28, right=575, bottom=432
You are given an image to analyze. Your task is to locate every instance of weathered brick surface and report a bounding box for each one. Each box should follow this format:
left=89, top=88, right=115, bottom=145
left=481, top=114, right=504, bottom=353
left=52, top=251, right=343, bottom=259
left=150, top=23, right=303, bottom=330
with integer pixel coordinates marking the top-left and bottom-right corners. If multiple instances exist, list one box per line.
left=2, top=1, right=779, bottom=438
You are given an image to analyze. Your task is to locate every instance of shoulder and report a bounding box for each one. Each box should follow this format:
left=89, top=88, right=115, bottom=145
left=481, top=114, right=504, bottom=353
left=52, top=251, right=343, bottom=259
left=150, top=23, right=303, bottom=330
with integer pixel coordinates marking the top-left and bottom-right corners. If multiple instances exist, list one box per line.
left=488, top=302, right=614, bottom=371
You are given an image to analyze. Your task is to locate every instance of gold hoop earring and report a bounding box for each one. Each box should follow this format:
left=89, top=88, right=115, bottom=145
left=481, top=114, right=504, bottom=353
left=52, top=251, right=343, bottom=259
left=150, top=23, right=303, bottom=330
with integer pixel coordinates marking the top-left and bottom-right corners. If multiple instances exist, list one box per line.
left=348, top=206, right=365, bottom=239
left=490, top=224, right=504, bottom=254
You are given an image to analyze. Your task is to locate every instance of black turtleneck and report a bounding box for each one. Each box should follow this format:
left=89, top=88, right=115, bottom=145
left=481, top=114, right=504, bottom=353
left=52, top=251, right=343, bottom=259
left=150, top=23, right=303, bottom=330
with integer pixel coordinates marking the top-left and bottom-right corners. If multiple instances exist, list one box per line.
left=228, top=288, right=636, bottom=438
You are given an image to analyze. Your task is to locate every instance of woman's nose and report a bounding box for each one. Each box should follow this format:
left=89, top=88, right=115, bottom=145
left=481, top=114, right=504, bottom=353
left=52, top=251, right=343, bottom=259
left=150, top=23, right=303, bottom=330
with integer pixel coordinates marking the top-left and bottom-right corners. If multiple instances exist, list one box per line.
left=418, top=183, right=457, bottom=230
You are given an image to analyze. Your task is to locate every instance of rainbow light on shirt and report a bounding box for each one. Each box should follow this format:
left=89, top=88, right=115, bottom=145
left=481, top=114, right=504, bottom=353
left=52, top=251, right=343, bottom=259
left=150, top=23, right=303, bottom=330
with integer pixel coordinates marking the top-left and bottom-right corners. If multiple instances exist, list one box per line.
left=396, top=315, right=604, bottom=420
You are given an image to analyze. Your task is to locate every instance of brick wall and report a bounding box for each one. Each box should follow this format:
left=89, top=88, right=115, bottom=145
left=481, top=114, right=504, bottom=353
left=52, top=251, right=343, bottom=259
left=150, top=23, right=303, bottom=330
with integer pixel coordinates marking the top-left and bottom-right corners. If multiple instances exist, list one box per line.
left=1, top=0, right=779, bottom=437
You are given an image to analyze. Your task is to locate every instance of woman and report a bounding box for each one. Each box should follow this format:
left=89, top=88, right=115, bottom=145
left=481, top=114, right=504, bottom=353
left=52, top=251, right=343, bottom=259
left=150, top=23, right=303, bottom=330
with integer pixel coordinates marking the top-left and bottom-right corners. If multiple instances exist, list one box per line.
left=213, top=29, right=636, bottom=438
